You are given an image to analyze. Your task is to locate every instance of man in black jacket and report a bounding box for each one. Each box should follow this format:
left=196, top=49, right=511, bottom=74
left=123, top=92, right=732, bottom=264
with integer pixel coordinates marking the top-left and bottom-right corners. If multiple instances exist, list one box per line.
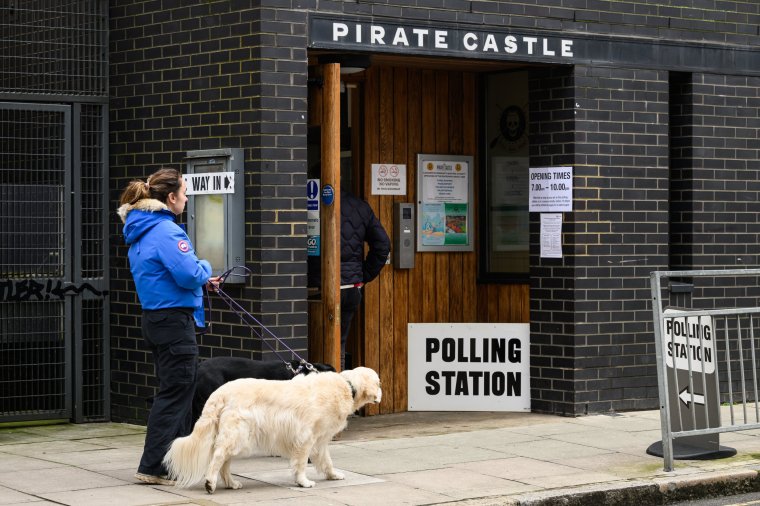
left=338, top=189, right=390, bottom=369
left=307, top=188, right=390, bottom=368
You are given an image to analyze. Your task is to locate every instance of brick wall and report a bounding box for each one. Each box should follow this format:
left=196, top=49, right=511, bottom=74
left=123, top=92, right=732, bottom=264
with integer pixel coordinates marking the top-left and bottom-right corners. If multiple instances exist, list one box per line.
left=109, top=2, right=308, bottom=424
left=529, top=66, right=671, bottom=415
left=671, top=73, right=760, bottom=273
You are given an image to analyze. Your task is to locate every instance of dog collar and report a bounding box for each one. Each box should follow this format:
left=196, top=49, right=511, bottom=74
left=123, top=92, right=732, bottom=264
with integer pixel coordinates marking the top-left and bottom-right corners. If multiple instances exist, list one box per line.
left=345, top=379, right=357, bottom=399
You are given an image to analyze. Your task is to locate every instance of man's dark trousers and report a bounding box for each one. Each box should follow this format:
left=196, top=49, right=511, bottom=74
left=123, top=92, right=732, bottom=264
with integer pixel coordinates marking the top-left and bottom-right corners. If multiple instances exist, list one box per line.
left=340, top=286, right=362, bottom=369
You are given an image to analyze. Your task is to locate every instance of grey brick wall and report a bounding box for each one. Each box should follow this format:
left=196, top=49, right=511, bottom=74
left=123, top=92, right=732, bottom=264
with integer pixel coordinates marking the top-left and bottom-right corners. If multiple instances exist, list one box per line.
left=529, top=66, right=670, bottom=415
left=670, top=73, right=760, bottom=274
left=109, top=2, right=308, bottom=424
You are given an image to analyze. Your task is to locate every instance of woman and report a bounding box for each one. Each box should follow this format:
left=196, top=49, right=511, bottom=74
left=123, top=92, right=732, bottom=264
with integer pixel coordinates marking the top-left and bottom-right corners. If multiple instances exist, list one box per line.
left=118, top=167, right=217, bottom=485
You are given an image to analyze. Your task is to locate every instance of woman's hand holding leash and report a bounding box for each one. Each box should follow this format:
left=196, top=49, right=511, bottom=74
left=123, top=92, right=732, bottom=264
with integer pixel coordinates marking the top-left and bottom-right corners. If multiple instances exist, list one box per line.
left=206, top=276, right=221, bottom=292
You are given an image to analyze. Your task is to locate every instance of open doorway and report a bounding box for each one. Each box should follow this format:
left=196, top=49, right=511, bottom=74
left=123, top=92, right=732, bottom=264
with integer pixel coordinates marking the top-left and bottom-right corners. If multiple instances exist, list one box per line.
left=306, top=63, right=366, bottom=370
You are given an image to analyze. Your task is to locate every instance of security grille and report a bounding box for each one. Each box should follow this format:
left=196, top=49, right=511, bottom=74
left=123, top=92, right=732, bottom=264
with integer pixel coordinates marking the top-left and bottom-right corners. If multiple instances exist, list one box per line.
left=0, top=104, right=71, bottom=422
left=75, top=102, right=109, bottom=422
left=0, top=107, right=67, bottom=277
left=80, top=103, right=105, bottom=278
left=80, top=298, right=106, bottom=419
left=0, top=1, right=108, bottom=97
left=0, top=101, right=109, bottom=423
left=0, top=301, right=68, bottom=417
left=0, top=0, right=109, bottom=424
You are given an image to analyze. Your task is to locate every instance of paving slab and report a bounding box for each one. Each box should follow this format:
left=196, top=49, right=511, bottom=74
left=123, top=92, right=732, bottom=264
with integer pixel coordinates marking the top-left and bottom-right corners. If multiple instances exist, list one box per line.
left=382, top=466, right=538, bottom=500
left=306, top=480, right=453, bottom=506
left=0, top=484, right=46, bottom=505
left=0, top=466, right=125, bottom=494
left=454, top=457, right=591, bottom=481
left=0, top=453, right=67, bottom=472
left=169, top=477, right=305, bottom=504
left=503, top=438, right=614, bottom=460
left=40, top=484, right=182, bottom=506
left=239, top=466, right=383, bottom=490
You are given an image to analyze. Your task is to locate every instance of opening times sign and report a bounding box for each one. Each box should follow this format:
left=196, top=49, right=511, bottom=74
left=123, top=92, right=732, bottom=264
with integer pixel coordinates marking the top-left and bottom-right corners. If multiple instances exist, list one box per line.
left=408, top=323, right=530, bottom=411
left=528, top=166, right=572, bottom=212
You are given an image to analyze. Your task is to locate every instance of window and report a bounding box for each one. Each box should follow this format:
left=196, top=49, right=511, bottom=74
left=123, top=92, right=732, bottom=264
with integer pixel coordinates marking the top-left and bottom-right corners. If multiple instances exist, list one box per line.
left=479, top=71, right=530, bottom=282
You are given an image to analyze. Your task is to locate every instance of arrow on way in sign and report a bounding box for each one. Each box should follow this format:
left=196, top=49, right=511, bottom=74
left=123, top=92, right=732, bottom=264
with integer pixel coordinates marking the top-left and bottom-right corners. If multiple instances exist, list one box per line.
left=679, top=387, right=705, bottom=407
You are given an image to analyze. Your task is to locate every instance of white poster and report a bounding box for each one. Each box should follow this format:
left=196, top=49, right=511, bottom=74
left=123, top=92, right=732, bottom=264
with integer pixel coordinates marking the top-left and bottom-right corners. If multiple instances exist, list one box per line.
left=540, top=213, right=563, bottom=258
left=421, top=160, right=468, bottom=203
left=371, top=163, right=407, bottom=195
left=528, top=166, right=573, bottom=212
left=408, top=323, right=530, bottom=411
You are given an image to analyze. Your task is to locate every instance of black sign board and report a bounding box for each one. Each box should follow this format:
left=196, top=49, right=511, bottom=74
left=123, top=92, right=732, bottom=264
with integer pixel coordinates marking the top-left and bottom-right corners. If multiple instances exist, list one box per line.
left=309, top=16, right=760, bottom=77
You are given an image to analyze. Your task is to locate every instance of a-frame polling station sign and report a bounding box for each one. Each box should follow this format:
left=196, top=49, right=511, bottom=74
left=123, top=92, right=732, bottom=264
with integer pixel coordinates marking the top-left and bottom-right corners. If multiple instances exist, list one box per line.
left=183, top=172, right=235, bottom=195
left=662, top=309, right=720, bottom=454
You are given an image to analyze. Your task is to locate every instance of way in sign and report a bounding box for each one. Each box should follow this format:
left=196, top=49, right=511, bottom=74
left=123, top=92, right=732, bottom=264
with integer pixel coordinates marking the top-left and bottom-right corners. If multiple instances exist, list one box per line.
left=190, top=175, right=227, bottom=192
left=184, top=172, right=235, bottom=195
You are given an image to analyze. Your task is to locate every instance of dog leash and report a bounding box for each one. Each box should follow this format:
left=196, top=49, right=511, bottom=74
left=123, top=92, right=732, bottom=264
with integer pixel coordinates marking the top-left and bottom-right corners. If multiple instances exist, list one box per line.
left=205, top=266, right=316, bottom=375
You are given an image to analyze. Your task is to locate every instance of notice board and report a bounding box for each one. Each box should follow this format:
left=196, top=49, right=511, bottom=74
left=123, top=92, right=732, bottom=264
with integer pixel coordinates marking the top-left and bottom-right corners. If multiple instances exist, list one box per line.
left=416, top=154, right=474, bottom=252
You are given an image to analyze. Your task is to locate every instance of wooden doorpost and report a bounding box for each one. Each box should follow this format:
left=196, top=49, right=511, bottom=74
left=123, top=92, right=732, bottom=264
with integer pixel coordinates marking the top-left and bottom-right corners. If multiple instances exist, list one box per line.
left=321, top=63, right=342, bottom=371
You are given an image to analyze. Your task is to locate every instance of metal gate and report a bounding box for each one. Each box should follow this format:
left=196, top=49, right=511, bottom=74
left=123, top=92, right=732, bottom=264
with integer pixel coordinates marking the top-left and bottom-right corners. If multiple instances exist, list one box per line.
left=650, top=269, right=760, bottom=471
left=0, top=102, right=109, bottom=423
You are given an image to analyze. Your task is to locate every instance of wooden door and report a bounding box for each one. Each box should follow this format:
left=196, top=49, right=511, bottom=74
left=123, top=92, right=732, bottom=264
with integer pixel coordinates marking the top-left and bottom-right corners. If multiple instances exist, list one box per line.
left=358, top=66, right=530, bottom=415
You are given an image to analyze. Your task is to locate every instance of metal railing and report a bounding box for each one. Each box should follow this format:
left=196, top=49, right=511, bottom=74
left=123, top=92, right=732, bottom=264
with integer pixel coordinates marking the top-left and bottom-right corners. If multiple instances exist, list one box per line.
left=651, top=269, right=760, bottom=471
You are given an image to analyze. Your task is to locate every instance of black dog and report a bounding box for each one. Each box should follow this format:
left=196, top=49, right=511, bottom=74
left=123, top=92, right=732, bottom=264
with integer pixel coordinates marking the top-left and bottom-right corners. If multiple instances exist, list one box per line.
left=191, top=357, right=335, bottom=424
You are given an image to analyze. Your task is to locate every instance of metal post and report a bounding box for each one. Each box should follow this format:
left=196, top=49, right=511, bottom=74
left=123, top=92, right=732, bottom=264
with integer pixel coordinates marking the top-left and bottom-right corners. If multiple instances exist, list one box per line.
left=651, top=271, right=674, bottom=471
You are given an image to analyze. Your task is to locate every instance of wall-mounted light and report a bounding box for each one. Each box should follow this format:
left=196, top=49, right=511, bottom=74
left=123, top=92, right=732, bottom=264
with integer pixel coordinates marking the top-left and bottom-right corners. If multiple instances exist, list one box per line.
left=317, top=54, right=371, bottom=75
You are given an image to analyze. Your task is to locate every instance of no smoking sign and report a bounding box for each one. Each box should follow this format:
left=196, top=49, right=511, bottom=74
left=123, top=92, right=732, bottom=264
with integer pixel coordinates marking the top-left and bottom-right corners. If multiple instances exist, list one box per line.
left=371, top=163, right=407, bottom=195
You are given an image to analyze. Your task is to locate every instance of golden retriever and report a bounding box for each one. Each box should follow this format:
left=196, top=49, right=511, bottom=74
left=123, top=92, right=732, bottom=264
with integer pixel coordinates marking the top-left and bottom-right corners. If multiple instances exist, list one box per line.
left=163, top=366, right=382, bottom=493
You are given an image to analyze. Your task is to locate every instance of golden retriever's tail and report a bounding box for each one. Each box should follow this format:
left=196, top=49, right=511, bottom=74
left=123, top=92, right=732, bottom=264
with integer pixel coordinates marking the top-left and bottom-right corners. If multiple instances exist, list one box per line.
left=162, top=394, right=223, bottom=488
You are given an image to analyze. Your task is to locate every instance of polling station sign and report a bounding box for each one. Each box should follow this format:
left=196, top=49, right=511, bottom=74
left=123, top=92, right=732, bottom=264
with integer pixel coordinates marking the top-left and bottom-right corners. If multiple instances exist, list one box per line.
left=662, top=309, right=715, bottom=374
left=660, top=309, right=720, bottom=453
left=408, top=323, right=530, bottom=411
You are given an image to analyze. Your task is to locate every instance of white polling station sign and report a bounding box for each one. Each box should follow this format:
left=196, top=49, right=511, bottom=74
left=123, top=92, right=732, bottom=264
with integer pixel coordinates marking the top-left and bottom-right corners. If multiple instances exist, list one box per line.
left=663, top=309, right=715, bottom=374
left=408, top=323, right=530, bottom=411
left=183, top=172, right=235, bottom=195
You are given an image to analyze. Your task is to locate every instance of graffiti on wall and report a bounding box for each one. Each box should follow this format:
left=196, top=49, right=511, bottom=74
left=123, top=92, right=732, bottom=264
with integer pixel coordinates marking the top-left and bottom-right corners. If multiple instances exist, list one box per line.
left=0, top=279, right=108, bottom=302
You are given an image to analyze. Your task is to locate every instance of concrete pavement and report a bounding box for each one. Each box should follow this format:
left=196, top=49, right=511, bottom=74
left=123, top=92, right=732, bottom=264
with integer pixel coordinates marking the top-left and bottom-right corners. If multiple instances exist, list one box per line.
left=1, top=409, right=760, bottom=505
